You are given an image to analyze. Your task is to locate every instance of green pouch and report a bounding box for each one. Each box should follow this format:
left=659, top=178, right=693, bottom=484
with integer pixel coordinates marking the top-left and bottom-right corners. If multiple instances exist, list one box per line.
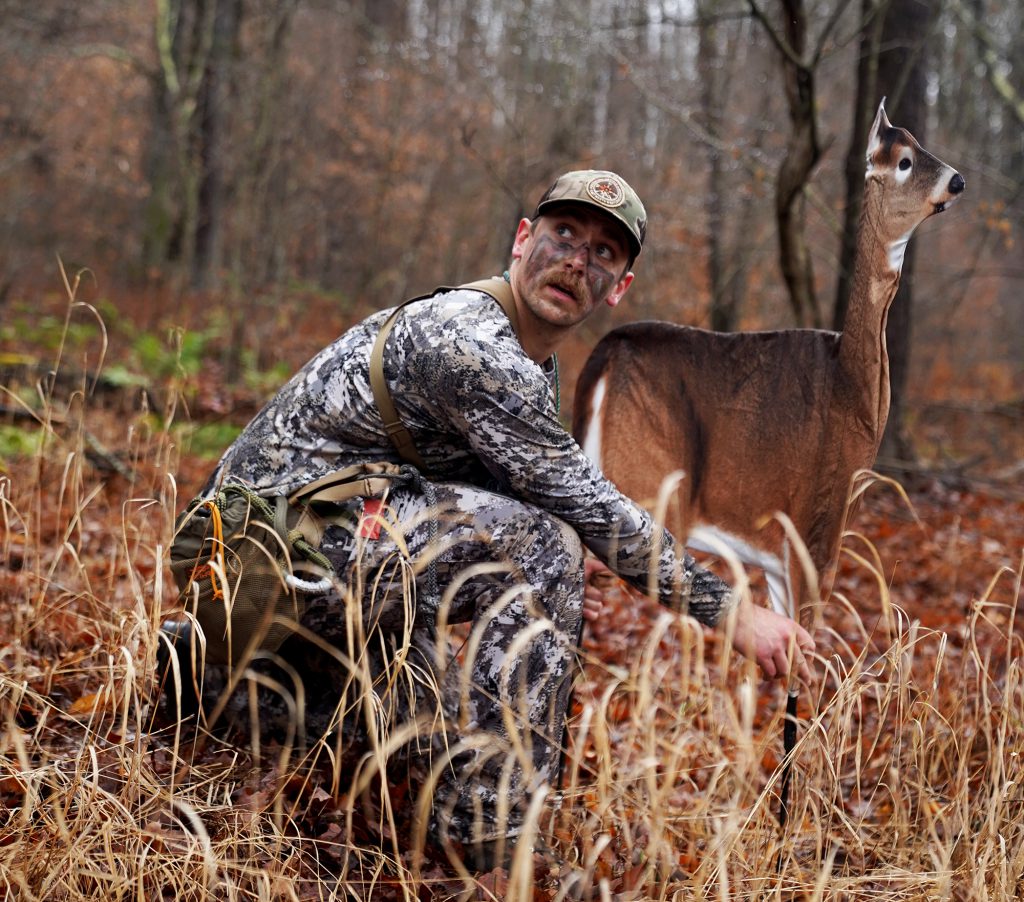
left=169, top=484, right=324, bottom=665
left=169, top=464, right=410, bottom=666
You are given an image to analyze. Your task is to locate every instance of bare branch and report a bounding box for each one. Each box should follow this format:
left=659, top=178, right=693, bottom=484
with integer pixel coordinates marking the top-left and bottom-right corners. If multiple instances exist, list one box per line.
left=950, top=0, right=1024, bottom=126
left=746, top=0, right=807, bottom=70
left=830, top=0, right=891, bottom=60
left=155, top=0, right=182, bottom=98
left=810, top=0, right=858, bottom=66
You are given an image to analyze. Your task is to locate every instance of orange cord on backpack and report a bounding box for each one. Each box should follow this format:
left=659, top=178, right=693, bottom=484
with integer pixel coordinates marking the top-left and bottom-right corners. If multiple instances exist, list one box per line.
left=188, top=499, right=226, bottom=602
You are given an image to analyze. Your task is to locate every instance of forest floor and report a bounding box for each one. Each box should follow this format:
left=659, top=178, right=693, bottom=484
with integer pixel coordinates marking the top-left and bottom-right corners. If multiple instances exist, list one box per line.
left=1, top=289, right=1022, bottom=899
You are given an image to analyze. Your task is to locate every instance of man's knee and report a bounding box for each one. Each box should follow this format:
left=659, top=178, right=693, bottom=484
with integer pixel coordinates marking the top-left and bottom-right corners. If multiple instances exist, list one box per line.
left=487, top=500, right=582, bottom=582
left=541, top=514, right=584, bottom=586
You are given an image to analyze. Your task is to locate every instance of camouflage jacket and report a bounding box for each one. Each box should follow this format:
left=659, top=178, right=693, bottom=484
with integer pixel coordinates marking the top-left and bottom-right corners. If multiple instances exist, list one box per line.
left=205, top=286, right=733, bottom=625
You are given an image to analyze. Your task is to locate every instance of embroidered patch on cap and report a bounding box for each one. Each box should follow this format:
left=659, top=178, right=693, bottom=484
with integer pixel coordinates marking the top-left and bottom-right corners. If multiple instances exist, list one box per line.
left=586, top=175, right=626, bottom=208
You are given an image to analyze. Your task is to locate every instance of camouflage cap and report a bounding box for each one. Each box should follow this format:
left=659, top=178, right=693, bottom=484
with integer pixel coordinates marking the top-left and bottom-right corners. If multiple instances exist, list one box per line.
left=534, top=170, right=647, bottom=260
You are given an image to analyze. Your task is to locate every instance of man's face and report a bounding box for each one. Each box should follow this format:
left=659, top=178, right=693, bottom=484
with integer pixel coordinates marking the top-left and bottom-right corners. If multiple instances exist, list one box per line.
left=511, top=205, right=634, bottom=330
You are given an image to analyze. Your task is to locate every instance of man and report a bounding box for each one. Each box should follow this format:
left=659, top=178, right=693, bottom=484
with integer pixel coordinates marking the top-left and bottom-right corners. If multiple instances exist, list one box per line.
left=168, top=170, right=815, bottom=870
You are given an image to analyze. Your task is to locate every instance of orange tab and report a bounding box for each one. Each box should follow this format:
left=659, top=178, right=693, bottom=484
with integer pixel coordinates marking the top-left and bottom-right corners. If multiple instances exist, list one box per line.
left=358, top=498, right=385, bottom=540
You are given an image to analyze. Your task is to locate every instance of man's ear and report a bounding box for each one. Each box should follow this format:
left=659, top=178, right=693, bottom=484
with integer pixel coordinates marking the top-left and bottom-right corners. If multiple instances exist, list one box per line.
left=511, top=218, right=533, bottom=261
left=605, top=271, right=634, bottom=308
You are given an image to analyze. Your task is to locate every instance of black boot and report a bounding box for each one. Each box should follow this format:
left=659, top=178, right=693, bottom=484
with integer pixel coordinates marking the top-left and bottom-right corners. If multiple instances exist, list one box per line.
left=156, top=620, right=202, bottom=719
left=460, top=837, right=513, bottom=873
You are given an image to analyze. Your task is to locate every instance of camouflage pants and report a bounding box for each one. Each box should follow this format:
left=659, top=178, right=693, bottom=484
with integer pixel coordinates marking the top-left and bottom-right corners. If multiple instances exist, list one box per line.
left=301, top=479, right=585, bottom=847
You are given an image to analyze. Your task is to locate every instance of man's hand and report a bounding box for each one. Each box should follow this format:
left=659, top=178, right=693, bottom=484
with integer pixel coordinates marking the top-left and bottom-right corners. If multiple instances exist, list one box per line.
left=583, top=556, right=614, bottom=622
left=584, top=557, right=815, bottom=684
left=729, top=596, right=815, bottom=684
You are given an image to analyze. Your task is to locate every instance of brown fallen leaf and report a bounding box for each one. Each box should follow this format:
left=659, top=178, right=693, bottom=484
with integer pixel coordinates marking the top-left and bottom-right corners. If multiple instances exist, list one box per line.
left=68, top=690, right=109, bottom=716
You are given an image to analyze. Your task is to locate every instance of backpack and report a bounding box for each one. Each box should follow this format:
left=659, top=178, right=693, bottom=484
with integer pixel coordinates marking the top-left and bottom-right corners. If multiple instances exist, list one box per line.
left=169, top=463, right=413, bottom=665
left=168, top=277, right=519, bottom=664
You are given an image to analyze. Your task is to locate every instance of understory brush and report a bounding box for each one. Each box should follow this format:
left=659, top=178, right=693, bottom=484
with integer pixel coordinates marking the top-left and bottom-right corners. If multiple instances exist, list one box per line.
left=1, top=292, right=1022, bottom=901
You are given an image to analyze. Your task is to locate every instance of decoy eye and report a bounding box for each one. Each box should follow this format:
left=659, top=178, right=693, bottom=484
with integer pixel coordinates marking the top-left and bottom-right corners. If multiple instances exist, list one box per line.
left=898, top=158, right=912, bottom=171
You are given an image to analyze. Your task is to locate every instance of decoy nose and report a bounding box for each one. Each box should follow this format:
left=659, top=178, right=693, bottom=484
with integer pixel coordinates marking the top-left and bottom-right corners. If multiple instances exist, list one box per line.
left=949, top=172, right=965, bottom=195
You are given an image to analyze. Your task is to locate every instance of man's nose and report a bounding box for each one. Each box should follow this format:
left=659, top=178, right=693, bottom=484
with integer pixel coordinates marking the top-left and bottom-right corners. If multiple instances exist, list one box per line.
left=565, top=242, right=589, bottom=270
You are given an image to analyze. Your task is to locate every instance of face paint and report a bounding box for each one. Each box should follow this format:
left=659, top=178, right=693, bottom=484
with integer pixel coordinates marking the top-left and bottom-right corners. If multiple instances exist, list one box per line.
left=525, top=231, right=619, bottom=307
left=510, top=207, right=632, bottom=340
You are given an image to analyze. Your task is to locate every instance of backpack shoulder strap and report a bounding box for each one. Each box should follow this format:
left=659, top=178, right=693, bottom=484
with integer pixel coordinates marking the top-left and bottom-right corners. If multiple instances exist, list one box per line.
left=369, top=294, right=432, bottom=470
left=369, top=277, right=519, bottom=469
left=287, top=461, right=410, bottom=505
left=457, top=276, right=520, bottom=335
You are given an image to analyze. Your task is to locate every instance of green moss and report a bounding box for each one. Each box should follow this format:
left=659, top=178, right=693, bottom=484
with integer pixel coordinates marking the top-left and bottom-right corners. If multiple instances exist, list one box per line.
left=176, top=421, right=243, bottom=459
left=0, top=424, right=44, bottom=460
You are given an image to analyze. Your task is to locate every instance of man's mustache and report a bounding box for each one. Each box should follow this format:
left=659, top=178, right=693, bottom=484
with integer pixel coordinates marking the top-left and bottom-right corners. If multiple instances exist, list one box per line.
left=545, top=270, right=586, bottom=302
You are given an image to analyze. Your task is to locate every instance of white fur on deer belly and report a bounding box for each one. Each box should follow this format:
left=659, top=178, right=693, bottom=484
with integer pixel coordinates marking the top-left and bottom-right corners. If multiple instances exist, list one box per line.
left=582, top=375, right=607, bottom=466
left=686, top=524, right=792, bottom=617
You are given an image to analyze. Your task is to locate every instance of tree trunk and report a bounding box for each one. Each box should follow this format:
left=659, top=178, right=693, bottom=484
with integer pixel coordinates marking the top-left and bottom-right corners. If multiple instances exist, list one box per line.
left=757, top=0, right=823, bottom=327
left=833, top=0, right=882, bottom=332
left=193, top=0, right=241, bottom=291
left=141, top=66, right=178, bottom=276
left=359, top=0, right=406, bottom=45
left=697, top=1, right=732, bottom=331
left=875, top=0, right=934, bottom=463
left=144, top=0, right=217, bottom=290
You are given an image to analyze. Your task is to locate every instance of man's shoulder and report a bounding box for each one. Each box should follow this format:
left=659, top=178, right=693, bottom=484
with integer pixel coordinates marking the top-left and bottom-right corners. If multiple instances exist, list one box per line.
left=429, top=281, right=507, bottom=309
left=399, top=285, right=541, bottom=386
left=408, top=284, right=514, bottom=336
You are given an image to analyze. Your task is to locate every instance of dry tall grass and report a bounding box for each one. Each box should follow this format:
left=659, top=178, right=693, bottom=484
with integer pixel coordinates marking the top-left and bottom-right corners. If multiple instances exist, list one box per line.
left=2, top=291, right=1022, bottom=900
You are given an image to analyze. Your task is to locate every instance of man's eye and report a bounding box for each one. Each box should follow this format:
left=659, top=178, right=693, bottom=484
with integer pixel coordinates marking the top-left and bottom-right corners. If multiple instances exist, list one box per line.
left=596, top=245, right=613, bottom=260
left=556, top=224, right=573, bottom=238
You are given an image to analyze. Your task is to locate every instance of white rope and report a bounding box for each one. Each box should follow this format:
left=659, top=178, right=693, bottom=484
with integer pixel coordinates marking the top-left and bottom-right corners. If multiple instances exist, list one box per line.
left=285, top=574, right=334, bottom=594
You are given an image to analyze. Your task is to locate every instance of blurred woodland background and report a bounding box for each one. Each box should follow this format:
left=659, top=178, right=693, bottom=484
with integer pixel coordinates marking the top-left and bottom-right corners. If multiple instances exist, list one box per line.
left=0, top=0, right=1021, bottom=473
